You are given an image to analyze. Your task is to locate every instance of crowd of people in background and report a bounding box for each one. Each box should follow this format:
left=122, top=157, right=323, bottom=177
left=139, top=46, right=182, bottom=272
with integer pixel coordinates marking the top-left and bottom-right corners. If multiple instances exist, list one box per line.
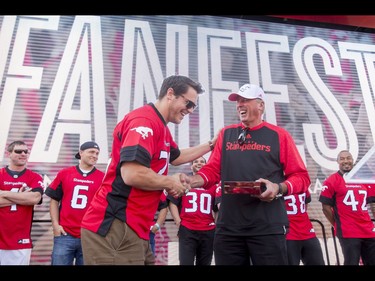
left=1, top=77, right=375, bottom=266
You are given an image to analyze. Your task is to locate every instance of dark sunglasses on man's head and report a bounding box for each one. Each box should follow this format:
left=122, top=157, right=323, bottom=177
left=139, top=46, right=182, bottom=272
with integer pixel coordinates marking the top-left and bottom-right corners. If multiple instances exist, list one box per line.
left=13, top=149, right=29, bottom=154
left=180, top=95, right=197, bottom=111
left=238, top=128, right=247, bottom=145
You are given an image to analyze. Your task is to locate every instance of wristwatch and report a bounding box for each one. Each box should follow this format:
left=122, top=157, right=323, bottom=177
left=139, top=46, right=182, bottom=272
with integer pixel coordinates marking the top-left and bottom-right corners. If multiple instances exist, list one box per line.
left=275, top=183, right=283, bottom=199
left=150, top=223, right=160, bottom=231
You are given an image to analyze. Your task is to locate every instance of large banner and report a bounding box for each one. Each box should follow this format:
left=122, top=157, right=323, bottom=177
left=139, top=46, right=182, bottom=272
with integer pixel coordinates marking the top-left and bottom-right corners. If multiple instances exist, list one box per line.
left=0, top=15, right=374, bottom=265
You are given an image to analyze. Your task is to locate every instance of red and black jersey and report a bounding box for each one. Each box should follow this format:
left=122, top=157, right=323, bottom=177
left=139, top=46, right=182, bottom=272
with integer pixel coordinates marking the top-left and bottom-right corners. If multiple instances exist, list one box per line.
left=213, top=182, right=222, bottom=212
left=168, top=184, right=217, bottom=231
left=45, top=165, right=104, bottom=238
left=82, top=103, right=180, bottom=240
left=197, top=121, right=310, bottom=236
left=319, top=171, right=375, bottom=238
left=284, top=190, right=317, bottom=240
left=0, top=167, right=44, bottom=250
left=157, top=190, right=168, bottom=211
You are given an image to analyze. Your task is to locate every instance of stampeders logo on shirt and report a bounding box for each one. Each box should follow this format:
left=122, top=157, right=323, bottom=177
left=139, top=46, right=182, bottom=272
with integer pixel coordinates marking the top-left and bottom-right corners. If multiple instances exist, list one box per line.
left=74, top=178, right=94, bottom=184
left=346, top=184, right=362, bottom=188
left=225, top=141, right=271, bottom=152
left=3, top=181, right=24, bottom=186
left=131, top=126, right=154, bottom=139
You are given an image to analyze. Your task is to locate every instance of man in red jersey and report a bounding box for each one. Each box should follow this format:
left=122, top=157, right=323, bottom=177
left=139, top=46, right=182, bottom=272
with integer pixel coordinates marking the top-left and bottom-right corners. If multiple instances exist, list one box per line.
left=81, top=75, right=217, bottom=265
left=0, top=140, right=44, bottom=265
left=168, top=156, right=218, bottom=265
left=284, top=190, right=325, bottom=265
left=319, top=150, right=375, bottom=265
left=45, top=141, right=104, bottom=265
left=186, top=84, right=310, bottom=265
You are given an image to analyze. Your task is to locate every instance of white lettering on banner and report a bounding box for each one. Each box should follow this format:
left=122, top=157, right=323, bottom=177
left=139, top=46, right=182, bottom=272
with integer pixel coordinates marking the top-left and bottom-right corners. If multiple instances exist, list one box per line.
left=196, top=29, right=292, bottom=144
left=30, top=16, right=108, bottom=164
left=197, top=27, right=241, bottom=144
left=117, top=20, right=194, bottom=149
left=0, top=16, right=17, bottom=156
left=166, top=24, right=190, bottom=149
left=309, top=178, right=324, bottom=194
left=0, top=16, right=59, bottom=158
left=339, top=41, right=375, bottom=144
left=245, top=32, right=291, bottom=125
left=117, top=19, right=164, bottom=120
left=0, top=16, right=373, bottom=174
left=294, top=37, right=358, bottom=170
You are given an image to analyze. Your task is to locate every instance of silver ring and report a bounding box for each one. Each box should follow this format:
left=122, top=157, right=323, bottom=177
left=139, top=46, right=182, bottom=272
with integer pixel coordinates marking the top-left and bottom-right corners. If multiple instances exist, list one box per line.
left=184, top=189, right=189, bottom=194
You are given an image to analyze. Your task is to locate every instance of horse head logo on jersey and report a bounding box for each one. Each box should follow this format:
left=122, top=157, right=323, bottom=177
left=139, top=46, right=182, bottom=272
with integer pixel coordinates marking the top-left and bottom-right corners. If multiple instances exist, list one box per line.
left=321, top=185, right=329, bottom=192
left=131, top=126, right=154, bottom=139
left=38, top=180, right=45, bottom=189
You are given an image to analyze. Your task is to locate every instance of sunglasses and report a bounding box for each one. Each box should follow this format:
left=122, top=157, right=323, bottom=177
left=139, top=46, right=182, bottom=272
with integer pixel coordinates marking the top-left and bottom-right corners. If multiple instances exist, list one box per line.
left=180, top=95, right=197, bottom=111
left=13, top=149, right=29, bottom=154
left=238, top=128, right=247, bottom=145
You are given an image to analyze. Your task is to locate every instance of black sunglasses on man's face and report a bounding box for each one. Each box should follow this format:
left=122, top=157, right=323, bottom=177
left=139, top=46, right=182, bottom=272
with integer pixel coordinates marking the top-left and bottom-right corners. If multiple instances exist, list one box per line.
left=180, top=95, right=197, bottom=111
left=13, top=149, right=29, bottom=154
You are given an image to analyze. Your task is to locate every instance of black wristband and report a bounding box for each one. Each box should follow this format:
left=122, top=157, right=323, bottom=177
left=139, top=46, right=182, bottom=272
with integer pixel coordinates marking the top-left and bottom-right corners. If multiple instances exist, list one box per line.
left=278, top=183, right=283, bottom=194
left=275, top=183, right=283, bottom=199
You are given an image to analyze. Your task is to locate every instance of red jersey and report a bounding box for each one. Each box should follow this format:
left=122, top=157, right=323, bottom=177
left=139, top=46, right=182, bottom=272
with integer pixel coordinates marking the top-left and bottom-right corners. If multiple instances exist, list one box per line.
left=157, top=190, right=168, bottom=211
left=0, top=167, right=44, bottom=250
left=284, top=191, right=317, bottom=240
left=319, top=171, right=375, bottom=238
left=45, top=165, right=104, bottom=238
left=168, top=185, right=217, bottom=231
left=81, top=103, right=180, bottom=240
left=214, top=182, right=222, bottom=208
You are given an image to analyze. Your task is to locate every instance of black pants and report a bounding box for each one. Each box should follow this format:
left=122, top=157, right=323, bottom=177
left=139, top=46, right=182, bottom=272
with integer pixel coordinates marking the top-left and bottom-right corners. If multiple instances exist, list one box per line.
left=338, top=237, right=375, bottom=265
left=286, top=237, right=325, bottom=265
left=178, top=225, right=215, bottom=265
left=214, top=233, right=288, bottom=265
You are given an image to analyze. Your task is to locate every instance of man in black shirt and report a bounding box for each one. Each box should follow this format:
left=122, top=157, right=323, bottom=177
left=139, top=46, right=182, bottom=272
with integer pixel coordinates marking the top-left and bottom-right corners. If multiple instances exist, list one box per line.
left=187, top=84, right=311, bottom=265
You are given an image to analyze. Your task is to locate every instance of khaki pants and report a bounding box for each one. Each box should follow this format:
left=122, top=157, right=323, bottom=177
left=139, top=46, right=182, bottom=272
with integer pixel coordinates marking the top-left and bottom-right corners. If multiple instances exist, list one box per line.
left=81, top=218, right=155, bottom=265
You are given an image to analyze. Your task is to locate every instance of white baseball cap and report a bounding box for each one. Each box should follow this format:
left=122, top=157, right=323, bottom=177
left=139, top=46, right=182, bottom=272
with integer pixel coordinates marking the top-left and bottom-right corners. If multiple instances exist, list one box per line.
left=228, top=84, right=265, bottom=101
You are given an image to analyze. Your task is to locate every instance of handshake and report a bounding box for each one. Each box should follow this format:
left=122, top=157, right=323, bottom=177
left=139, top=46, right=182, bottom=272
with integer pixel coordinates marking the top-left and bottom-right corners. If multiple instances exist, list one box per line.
left=167, top=173, right=193, bottom=198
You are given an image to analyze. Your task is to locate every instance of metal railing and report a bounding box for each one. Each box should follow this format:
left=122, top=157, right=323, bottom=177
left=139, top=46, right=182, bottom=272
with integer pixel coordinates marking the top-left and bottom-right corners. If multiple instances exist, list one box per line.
left=310, top=218, right=331, bottom=265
